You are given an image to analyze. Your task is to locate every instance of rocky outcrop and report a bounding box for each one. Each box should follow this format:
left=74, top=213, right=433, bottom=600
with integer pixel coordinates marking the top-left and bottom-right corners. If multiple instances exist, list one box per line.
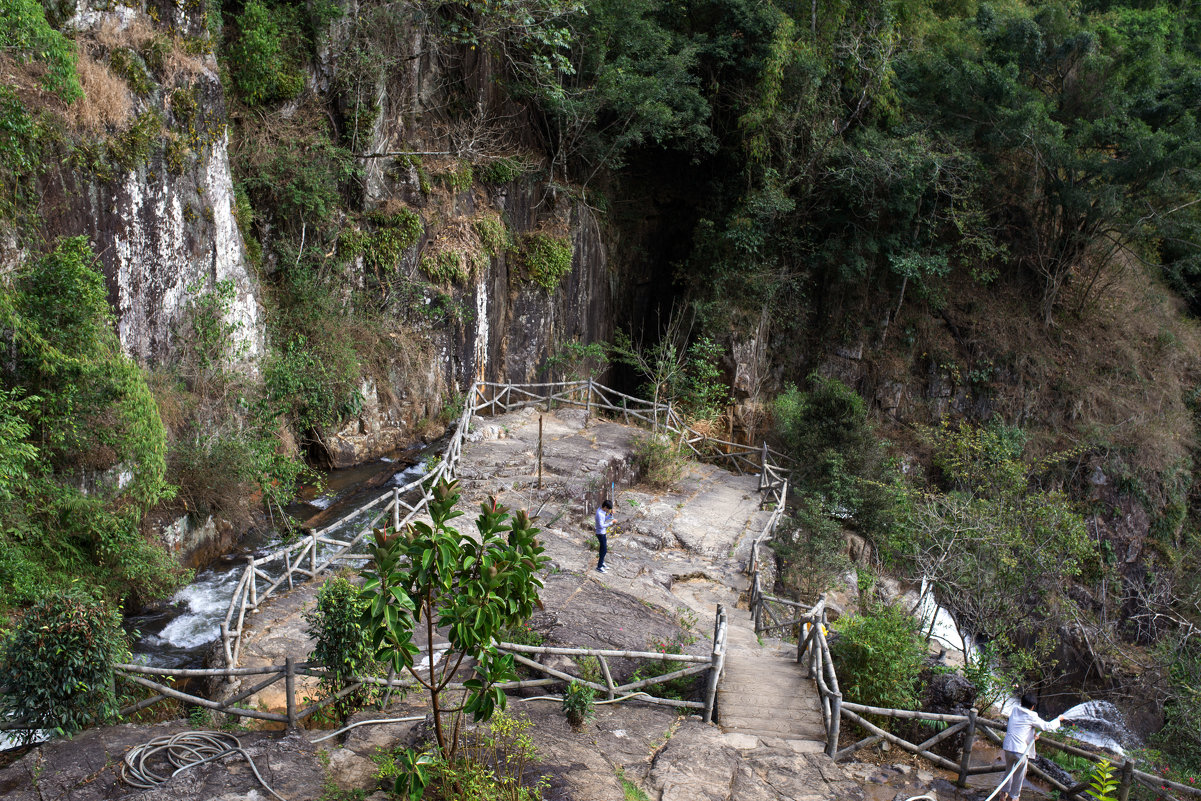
left=50, top=8, right=264, bottom=372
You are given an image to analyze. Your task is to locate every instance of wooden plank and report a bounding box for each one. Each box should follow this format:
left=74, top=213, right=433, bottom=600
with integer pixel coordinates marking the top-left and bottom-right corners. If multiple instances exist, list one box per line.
left=119, top=673, right=289, bottom=723
left=840, top=707, right=959, bottom=771
left=611, top=662, right=710, bottom=694
left=117, top=663, right=289, bottom=677
left=498, top=642, right=710, bottom=663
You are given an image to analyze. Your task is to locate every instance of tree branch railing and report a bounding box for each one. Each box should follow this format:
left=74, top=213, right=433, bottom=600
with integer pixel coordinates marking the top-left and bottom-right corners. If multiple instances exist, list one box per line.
left=0, top=604, right=734, bottom=736
left=780, top=602, right=1196, bottom=799
left=214, top=378, right=782, bottom=685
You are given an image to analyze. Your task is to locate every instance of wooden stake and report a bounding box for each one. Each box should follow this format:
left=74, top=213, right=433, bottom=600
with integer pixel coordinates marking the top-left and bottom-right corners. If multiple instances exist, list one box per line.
left=538, top=416, right=543, bottom=490
left=285, top=657, right=297, bottom=729
left=1118, top=760, right=1134, bottom=801
left=957, top=708, right=977, bottom=787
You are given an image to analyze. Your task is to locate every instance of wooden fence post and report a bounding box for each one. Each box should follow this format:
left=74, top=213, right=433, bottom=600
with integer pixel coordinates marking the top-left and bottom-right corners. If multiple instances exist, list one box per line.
left=827, top=691, right=842, bottom=758
left=1118, top=760, right=1134, bottom=801
left=760, top=442, right=768, bottom=491
left=310, top=530, right=318, bottom=577
left=703, top=605, right=725, bottom=724
left=247, top=558, right=257, bottom=608
left=285, top=657, right=297, bottom=730
left=392, top=487, right=401, bottom=530
left=957, top=708, right=977, bottom=787
left=221, top=621, right=232, bottom=668
left=586, top=378, right=593, bottom=424
left=599, top=656, right=615, bottom=700
left=538, top=416, right=544, bottom=490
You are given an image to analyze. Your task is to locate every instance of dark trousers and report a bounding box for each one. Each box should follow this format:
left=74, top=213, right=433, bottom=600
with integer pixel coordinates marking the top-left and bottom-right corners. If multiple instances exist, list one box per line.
left=596, top=534, right=607, bottom=569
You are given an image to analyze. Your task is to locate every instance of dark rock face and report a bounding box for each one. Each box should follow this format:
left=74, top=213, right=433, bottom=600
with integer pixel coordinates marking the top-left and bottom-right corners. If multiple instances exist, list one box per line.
left=923, top=672, right=978, bottom=716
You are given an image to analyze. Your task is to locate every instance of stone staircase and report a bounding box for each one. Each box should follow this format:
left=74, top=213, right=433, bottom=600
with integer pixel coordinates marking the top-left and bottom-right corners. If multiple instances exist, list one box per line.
left=716, top=607, right=827, bottom=751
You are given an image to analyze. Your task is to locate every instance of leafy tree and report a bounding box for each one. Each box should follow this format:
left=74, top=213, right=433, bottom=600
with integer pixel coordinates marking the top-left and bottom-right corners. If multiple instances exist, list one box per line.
left=0, top=590, right=128, bottom=742
left=360, top=479, right=549, bottom=760
left=773, top=373, right=896, bottom=528
left=904, top=421, right=1094, bottom=670
left=901, top=2, right=1201, bottom=323
left=0, top=388, right=37, bottom=502
left=305, top=576, right=379, bottom=715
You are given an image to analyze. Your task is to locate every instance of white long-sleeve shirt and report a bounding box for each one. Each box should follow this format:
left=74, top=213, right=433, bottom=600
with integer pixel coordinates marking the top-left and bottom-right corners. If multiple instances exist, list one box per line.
left=1002, top=705, right=1062, bottom=757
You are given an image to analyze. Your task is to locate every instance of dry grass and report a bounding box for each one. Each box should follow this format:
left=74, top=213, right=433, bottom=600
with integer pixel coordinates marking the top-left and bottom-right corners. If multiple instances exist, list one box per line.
left=68, top=47, right=133, bottom=133
left=96, top=14, right=210, bottom=86
left=877, top=253, right=1201, bottom=508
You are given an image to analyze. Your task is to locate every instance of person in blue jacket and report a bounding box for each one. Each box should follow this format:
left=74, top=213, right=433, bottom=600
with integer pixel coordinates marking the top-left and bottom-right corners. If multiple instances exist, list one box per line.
left=594, top=500, right=613, bottom=573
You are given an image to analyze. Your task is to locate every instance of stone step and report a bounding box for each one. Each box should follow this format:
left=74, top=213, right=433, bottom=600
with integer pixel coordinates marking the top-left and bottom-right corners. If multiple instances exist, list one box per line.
left=719, top=727, right=831, bottom=747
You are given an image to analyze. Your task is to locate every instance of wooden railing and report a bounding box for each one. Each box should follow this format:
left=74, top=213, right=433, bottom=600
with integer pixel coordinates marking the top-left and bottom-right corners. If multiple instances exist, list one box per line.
left=746, top=586, right=1201, bottom=799
left=99, top=604, right=729, bottom=730
left=218, top=383, right=485, bottom=668
left=220, top=378, right=791, bottom=669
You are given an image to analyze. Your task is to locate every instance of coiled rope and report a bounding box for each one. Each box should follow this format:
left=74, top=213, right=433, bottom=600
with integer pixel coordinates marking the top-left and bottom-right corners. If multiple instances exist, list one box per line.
left=121, top=730, right=287, bottom=801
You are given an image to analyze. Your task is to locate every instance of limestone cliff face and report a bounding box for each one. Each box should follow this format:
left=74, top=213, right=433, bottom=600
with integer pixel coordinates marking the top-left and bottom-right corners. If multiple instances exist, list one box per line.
left=42, top=4, right=612, bottom=478
left=39, top=6, right=264, bottom=371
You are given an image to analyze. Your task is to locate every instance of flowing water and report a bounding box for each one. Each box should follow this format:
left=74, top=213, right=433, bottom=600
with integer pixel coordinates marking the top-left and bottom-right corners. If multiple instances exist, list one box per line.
left=917, top=577, right=976, bottom=657
left=920, top=580, right=1137, bottom=757
left=126, top=447, right=435, bottom=669
left=1058, top=700, right=1139, bottom=755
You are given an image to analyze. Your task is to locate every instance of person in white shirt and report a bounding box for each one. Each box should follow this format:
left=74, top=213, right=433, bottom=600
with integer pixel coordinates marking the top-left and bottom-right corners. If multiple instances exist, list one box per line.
left=594, top=500, right=613, bottom=573
left=998, top=692, right=1063, bottom=801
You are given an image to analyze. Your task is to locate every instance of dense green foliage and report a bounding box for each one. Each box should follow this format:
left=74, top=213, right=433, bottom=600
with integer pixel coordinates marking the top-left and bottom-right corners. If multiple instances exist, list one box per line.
left=773, top=374, right=901, bottom=537
left=0, top=0, right=81, bottom=99
left=230, top=0, right=306, bottom=105
left=0, top=590, right=128, bottom=741
left=377, top=710, right=547, bottom=801
left=561, top=680, right=595, bottom=729
left=305, top=576, right=378, bottom=715
left=518, top=233, right=573, bottom=291
left=0, top=238, right=183, bottom=609
left=829, top=603, right=927, bottom=712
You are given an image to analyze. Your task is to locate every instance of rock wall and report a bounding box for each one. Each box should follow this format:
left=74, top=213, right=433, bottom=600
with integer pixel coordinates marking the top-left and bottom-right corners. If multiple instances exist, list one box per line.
left=49, top=8, right=265, bottom=372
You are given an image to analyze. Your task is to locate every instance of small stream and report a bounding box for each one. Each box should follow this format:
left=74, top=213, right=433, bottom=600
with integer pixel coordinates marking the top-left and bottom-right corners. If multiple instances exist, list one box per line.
left=126, top=446, right=436, bottom=669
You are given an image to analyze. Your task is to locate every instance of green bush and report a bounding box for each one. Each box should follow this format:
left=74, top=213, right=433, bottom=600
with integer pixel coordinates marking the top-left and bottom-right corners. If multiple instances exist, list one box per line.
left=0, top=238, right=183, bottom=608
left=518, top=233, right=572, bottom=291
left=562, top=680, right=595, bottom=729
left=421, top=250, right=471, bottom=285
left=474, top=215, right=510, bottom=257
left=0, top=0, right=81, bottom=100
left=440, top=160, right=474, bottom=192
left=230, top=0, right=305, bottom=105
left=631, top=432, right=685, bottom=490
left=241, top=127, right=358, bottom=232
left=478, top=157, right=527, bottom=185
left=629, top=633, right=699, bottom=701
left=772, top=497, right=850, bottom=600
left=376, top=710, right=547, bottom=801
left=305, top=576, right=378, bottom=715
left=773, top=374, right=902, bottom=543
left=829, top=603, right=925, bottom=712
left=0, top=590, right=128, bottom=742
left=265, top=332, right=361, bottom=437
